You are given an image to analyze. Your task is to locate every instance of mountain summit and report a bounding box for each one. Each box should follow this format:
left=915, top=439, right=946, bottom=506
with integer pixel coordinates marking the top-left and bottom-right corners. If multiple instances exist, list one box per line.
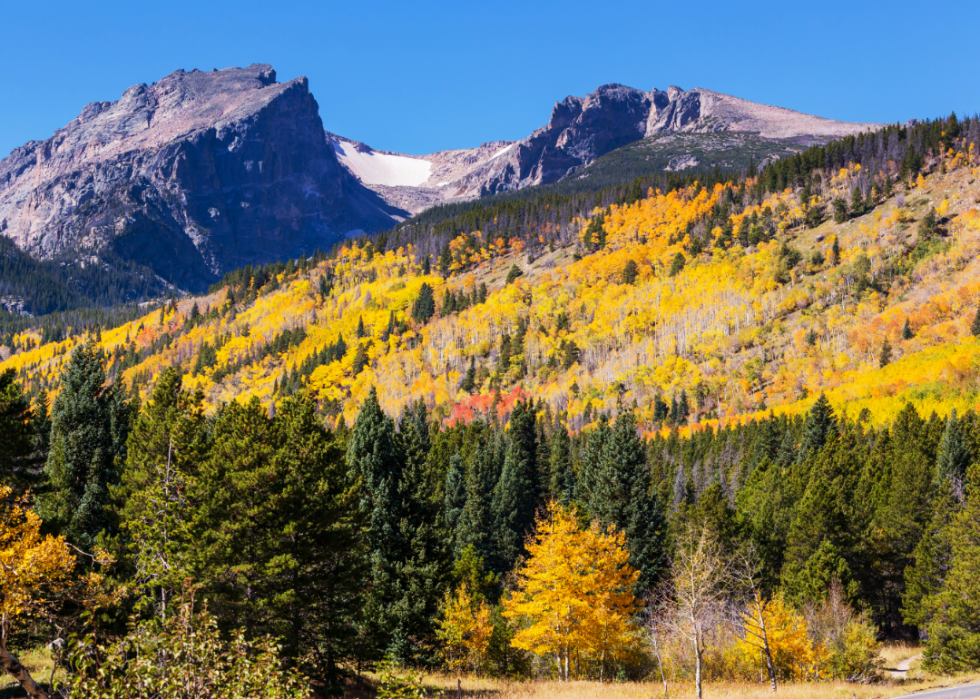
left=331, top=84, right=882, bottom=213
left=0, top=64, right=402, bottom=290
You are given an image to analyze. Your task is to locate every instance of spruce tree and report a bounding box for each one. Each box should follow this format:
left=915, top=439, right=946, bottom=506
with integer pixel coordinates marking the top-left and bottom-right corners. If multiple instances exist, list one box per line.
left=38, top=341, right=126, bottom=550
left=456, top=430, right=499, bottom=565
left=114, top=368, right=208, bottom=614
left=922, top=466, right=980, bottom=671
left=972, top=305, right=980, bottom=338
left=444, top=453, right=466, bottom=549
left=391, top=399, right=446, bottom=662
left=411, top=283, right=435, bottom=324
left=460, top=357, right=477, bottom=393
left=0, top=369, right=37, bottom=491
left=796, top=393, right=837, bottom=464
left=576, top=414, right=610, bottom=504
left=549, top=424, right=575, bottom=507
left=902, top=318, right=914, bottom=340
left=879, top=338, right=893, bottom=368
left=936, top=409, right=971, bottom=487
left=505, top=264, right=523, bottom=285
left=493, top=399, right=539, bottom=572
left=591, top=411, right=668, bottom=590
left=346, top=386, right=404, bottom=645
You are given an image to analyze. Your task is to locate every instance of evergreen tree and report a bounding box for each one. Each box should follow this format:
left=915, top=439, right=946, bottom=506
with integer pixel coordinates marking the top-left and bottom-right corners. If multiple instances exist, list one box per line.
left=505, top=264, right=524, bottom=285
left=460, top=357, right=477, bottom=393
left=38, top=341, right=127, bottom=550
left=391, top=399, right=446, bottom=662
left=936, top=409, right=971, bottom=487
left=456, top=429, right=499, bottom=565
left=114, top=368, right=208, bottom=615
left=903, top=478, right=958, bottom=630
left=879, top=338, right=893, bottom=368
left=972, top=305, right=980, bottom=338
left=0, top=369, right=37, bottom=490
left=411, top=283, right=436, bottom=324
left=590, top=411, right=668, bottom=590
left=796, top=393, right=837, bottom=463
left=576, top=414, right=610, bottom=505
left=356, top=316, right=366, bottom=338
left=669, top=252, right=686, bottom=277
left=548, top=424, right=574, bottom=507
left=902, top=318, right=914, bottom=340
left=444, top=453, right=466, bottom=549
left=493, top=399, right=539, bottom=573
left=922, top=466, right=980, bottom=671
left=352, top=343, right=370, bottom=375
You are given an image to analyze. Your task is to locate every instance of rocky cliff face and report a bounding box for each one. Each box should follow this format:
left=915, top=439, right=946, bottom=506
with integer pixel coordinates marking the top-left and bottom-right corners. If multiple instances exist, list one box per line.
left=0, top=64, right=402, bottom=290
left=334, top=83, right=883, bottom=212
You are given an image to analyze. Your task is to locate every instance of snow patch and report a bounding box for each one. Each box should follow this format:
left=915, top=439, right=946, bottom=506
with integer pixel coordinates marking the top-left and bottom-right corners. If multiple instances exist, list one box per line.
left=331, top=138, right=432, bottom=187
left=489, top=144, right=514, bottom=160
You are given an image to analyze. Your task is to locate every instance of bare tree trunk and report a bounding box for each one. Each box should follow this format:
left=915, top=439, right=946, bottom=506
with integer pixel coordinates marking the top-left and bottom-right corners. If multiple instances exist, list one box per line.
left=694, top=637, right=703, bottom=699
left=0, top=642, right=49, bottom=699
left=651, top=627, right=669, bottom=699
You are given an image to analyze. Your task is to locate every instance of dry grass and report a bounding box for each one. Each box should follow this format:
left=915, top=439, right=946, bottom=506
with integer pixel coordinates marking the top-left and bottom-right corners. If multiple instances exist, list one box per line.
left=359, top=667, right=980, bottom=699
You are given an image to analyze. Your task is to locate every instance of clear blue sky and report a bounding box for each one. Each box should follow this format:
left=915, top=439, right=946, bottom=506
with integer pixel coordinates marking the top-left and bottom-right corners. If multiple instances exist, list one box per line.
left=2, top=0, right=977, bottom=158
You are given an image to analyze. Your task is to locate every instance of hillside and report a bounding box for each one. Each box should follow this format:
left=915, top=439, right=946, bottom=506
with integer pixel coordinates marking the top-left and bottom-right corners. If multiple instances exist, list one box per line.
left=7, top=113, right=980, bottom=696
left=3, top=115, right=977, bottom=434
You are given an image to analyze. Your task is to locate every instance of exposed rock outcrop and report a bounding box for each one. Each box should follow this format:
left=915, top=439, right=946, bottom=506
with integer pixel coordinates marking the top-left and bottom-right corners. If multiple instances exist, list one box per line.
left=334, top=84, right=883, bottom=212
left=0, top=64, right=403, bottom=290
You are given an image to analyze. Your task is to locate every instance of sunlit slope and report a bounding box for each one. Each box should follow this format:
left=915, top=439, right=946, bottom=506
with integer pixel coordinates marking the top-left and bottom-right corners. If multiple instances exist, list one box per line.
left=5, top=156, right=980, bottom=432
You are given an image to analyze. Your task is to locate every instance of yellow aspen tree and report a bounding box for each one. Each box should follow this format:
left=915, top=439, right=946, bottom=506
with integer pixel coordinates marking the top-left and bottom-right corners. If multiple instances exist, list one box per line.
left=0, top=486, right=75, bottom=699
left=503, top=502, right=640, bottom=681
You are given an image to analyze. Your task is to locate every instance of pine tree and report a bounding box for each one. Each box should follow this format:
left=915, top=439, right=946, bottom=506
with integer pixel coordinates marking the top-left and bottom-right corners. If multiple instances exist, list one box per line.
left=445, top=454, right=467, bottom=549
left=505, top=264, right=523, bottom=285
left=457, top=430, right=499, bottom=566
left=590, top=411, right=668, bottom=590
left=114, top=368, right=208, bottom=615
left=669, top=252, right=686, bottom=277
left=460, top=357, right=477, bottom=393
left=922, top=466, right=980, bottom=671
left=576, top=415, right=610, bottom=505
left=352, top=343, right=370, bottom=375
left=38, top=341, right=126, bottom=550
left=902, top=318, right=914, bottom=340
left=548, top=424, right=574, bottom=507
left=796, top=393, right=836, bottom=463
left=411, top=283, right=436, bottom=324
left=0, top=369, right=37, bottom=491
left=879, top=338, right=893, bottom=368
left=356, top=316, right=366, bottom=338
left=493, top=399, right=539, bottom=573
left=936, top=409, right=971, bottom=486
left=346, top=386, right=404, bottom=657
left=972, top=306, right=980, bottom=338
left=391, top=399, right=446, bottom=662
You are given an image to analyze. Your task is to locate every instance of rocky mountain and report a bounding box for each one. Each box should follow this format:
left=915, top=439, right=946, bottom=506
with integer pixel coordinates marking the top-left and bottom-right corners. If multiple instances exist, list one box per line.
left=332, top=84, right=883, bottom=213
left=0, top=64, right=403, bottom=292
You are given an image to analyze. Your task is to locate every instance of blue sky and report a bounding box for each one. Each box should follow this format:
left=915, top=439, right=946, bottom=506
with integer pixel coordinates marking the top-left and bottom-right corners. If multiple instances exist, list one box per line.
left=2, top=0, right=977, bottom=158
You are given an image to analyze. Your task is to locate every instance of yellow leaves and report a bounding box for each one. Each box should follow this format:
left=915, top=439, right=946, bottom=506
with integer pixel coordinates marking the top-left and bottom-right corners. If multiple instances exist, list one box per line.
left=729, top=595, right=828, bottom=681
left=503, top=503, right=641, bottom=674
left=0, top=486, right=75, bottom=629
left=436, top=584, right=494, bottom=674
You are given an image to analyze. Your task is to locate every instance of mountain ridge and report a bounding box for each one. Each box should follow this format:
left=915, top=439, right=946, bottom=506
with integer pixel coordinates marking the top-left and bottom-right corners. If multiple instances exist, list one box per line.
left=331, top=83, right=884, bottom=213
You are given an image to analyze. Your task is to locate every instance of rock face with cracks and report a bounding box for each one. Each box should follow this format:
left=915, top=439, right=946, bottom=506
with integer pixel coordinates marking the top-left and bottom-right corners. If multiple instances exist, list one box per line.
left=331, top=84, right=882, bottom=214
left=0, top=64, right=403, bottom=291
